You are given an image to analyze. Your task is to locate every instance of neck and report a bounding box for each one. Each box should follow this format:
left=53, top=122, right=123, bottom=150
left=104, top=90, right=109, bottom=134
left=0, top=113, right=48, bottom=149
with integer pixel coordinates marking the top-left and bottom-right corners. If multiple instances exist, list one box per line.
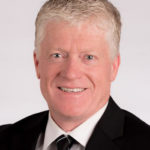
left=51, top=114, right=88, bottom=132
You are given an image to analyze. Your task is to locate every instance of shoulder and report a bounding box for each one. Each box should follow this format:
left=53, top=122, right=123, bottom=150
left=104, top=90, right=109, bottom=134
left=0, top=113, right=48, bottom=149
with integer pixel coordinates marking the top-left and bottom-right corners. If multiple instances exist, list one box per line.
left=123, top=109, right=150, bottom=133
left=0, top=111, right=49, bottom=149
left=109, top=98, right=150, bottom=136
left=0, top=124, right=11, bottom=135
left=120, top=109, right=150, bottom=148
left=0, top=110, right=48, bottom=136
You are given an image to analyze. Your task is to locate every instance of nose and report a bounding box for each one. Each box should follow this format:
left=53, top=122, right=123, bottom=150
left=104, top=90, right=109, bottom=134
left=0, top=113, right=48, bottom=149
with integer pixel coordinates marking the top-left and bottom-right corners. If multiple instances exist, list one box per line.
left=59, top=57, right=82, bottom=80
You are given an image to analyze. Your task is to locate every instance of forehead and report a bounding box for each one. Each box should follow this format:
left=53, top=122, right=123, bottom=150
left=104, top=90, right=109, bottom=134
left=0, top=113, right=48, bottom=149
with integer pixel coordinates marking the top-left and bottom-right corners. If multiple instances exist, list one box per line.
left=41, top=20, right=109, bottom=51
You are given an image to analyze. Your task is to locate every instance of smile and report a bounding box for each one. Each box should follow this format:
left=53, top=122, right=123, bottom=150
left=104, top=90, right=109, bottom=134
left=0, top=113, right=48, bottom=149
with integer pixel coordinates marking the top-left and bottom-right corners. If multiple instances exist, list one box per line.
left=58, top=87, right=86, bottom=93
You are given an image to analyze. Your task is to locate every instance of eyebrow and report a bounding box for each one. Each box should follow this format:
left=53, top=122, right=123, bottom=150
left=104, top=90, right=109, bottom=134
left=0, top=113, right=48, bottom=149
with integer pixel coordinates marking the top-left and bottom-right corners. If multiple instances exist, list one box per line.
left=47, top=48, right=99, bottom=55
left=46, top=48, right=67, bottom=54
left=80, top=49, right=99, bottom=54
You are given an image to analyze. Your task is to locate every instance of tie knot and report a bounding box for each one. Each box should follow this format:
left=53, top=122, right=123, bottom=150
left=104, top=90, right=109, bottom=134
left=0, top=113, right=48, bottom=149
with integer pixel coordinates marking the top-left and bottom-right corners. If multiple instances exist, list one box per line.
left=56, top=135, right=75, bottom=150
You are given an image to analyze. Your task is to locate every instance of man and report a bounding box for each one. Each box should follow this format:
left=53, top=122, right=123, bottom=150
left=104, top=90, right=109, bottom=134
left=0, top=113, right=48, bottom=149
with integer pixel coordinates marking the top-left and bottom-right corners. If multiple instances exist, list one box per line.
left=0, top=0, right=150, bottom=150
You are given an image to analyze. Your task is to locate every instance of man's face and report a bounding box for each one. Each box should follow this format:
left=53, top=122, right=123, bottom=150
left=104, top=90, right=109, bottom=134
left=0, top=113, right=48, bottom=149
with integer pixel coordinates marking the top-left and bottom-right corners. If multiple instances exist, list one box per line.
left=34, top=21, right=120, bottom=123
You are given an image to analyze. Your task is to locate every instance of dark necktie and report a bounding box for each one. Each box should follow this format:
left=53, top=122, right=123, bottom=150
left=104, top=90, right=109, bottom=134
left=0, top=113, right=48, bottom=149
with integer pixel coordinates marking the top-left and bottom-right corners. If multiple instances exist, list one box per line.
left=56, top=135, right=75, bottom=150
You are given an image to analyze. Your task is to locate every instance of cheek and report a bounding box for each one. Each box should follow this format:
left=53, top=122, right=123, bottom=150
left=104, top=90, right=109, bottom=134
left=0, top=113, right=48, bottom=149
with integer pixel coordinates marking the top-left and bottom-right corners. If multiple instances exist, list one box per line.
left=39, top=62, right=63, bottom=99
left=89, top=64, right=112, bottom=85
left=38, top=63, right=55, bottom=94
left=39, top=61, right=59, bottom=79
left=89, top=66, right=112, bottom=103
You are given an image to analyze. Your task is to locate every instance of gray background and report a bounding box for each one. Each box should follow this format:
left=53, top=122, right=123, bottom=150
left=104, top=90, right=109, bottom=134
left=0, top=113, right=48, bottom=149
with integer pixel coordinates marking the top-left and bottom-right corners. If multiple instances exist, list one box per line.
left=0, top=0, right=150, bottom=125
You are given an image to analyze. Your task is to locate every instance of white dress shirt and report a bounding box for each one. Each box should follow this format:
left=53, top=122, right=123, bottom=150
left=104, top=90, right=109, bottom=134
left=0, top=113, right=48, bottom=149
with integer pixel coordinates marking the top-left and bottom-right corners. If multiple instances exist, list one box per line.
left=35, top=102, right=108, bottom=150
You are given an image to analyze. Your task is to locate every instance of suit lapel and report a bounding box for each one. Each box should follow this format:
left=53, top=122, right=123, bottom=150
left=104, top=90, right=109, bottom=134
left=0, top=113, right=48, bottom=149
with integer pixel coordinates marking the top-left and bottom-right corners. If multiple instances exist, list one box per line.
left=85, top=128, right=120, bottom=150
left=85, top=97, right=125, bottom=150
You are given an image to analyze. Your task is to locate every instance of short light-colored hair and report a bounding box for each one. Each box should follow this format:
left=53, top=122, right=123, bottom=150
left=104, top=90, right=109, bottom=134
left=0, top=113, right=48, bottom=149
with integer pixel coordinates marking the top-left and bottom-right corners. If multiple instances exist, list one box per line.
left=35, top=0, right=121, bottom=58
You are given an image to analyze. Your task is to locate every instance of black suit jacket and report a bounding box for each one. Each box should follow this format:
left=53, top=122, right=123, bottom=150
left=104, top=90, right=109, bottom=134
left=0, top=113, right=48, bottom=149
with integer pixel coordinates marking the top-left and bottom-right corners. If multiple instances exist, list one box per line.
left=0, top=97, right=150, bottom=150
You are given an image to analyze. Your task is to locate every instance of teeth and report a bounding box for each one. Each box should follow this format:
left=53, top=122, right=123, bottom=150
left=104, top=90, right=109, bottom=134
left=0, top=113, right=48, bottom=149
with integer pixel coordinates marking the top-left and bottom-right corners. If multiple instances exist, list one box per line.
left=59, top=87, right=85, bottom=93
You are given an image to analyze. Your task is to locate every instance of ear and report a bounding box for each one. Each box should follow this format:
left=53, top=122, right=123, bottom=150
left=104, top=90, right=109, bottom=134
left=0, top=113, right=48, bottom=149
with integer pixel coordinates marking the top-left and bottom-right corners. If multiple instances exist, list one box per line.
left=110, top=54, right=120, bottom=81
left=33, top=52, right=40, bottom=79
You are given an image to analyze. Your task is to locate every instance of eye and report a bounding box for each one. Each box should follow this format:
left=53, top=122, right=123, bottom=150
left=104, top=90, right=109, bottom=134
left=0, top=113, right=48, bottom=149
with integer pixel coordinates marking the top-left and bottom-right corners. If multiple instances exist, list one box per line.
left=52, top=53, right=62, bottom=58
left=85, top=55, right=94, bottom=60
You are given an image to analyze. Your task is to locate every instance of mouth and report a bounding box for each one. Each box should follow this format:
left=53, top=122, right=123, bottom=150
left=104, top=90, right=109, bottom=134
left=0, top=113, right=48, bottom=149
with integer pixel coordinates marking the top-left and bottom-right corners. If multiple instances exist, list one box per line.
left=58, top=87, right=86, bottom=93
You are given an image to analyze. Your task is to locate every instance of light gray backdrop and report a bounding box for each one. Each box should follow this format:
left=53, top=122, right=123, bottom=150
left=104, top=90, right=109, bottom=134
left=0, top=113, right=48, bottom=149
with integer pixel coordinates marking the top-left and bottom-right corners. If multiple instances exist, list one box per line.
left=0, top=0, right=150, bottom=125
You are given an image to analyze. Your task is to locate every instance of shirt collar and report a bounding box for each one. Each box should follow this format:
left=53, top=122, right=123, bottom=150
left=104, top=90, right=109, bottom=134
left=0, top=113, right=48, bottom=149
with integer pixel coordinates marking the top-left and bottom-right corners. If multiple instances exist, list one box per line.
left=43, top=102, right=108, bottom=149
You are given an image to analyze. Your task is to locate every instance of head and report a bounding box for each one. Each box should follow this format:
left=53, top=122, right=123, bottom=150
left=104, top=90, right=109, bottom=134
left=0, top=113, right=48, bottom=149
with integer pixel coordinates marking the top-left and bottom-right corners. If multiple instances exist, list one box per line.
left=34, top=0, right=121, bottom=130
